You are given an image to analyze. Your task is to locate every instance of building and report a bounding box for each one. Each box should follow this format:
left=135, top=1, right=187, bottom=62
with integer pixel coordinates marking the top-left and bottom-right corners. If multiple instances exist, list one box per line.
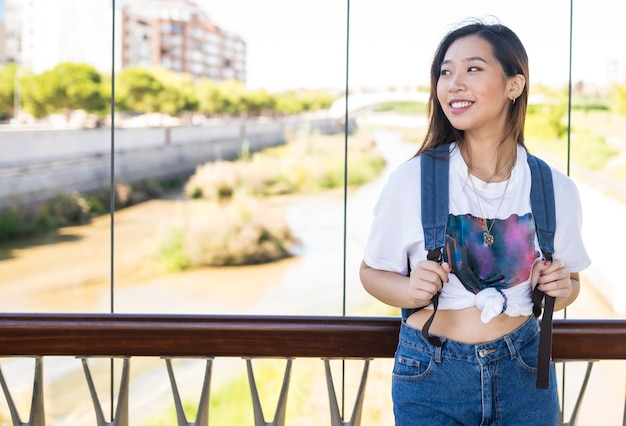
left=122, top=0, right=246, bottom=82
left=1, top=0, right=246, bottom=84
left=0, top=0, right=5, bottom=63
left=0, top=0, right=23, bottom=64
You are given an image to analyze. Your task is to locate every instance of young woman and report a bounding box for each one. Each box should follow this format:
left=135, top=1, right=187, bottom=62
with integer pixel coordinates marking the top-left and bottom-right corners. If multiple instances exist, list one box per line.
left=360, top=20, right=591, bottom=425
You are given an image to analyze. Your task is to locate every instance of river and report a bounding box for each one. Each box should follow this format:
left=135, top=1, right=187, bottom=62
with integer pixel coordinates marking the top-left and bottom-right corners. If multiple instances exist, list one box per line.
left=0, top=127, right=417, bottom=424
left=0, top=128, right=415, bottom=317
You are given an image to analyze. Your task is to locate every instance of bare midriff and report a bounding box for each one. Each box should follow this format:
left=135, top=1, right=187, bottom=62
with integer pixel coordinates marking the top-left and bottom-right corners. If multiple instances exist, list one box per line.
left=406, top=307, right=531, bottom=344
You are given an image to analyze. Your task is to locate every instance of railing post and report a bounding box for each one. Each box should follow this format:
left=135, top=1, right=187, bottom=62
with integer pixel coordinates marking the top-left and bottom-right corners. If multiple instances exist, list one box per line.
left=623, top=372, right=626, bottom=426
left=0, top=357, right=45, bottom=426
left=164, top=357, right=213, bottom=426
left=324, top=359, right=370, bottom=426
left=80, top=357, right=129, bottom=426
left=559, top=361, right=595, bottom=426
left=245, top=358, right=293, bottom=426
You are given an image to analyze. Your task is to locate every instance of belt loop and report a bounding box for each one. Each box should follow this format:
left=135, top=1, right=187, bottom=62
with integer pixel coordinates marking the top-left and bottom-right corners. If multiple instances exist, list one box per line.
left=434, top=344, right=443, bottom=363
left=504, top=334, right=517, bottom=359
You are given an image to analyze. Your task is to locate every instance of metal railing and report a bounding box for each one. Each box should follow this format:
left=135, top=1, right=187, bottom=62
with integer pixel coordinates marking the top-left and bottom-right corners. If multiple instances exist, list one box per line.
left=0, top=314, right=624, bottom=425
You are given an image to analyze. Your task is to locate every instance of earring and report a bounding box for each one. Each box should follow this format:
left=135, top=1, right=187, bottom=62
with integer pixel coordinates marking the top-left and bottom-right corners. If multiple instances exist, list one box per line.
left=511, top=97, right=516, bottom=104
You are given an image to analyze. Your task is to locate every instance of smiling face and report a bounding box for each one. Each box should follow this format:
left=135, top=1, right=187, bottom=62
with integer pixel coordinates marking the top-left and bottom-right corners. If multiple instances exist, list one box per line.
left=436, top=34, right=520, bottom=141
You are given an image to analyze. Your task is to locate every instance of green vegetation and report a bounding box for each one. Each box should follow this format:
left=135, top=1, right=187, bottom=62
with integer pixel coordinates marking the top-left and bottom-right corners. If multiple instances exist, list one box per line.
left=0, top=62, right=337, bottom=123
left=185, top=128, right=384, bottom=200
left=143, top=360, right=300, bottom=426
left=156, top=128, right=385, bottom=270
left=143, top=357, right=385, bottom=426
left=155, top=196, right=298, bottom=270
left=526, top=108, right=621, bottom=171
left=0, top=179, right=174, bottom=242
left=376, top=101, right=428, bottom=115
left=522, top=84, right=624, bottom=172
left=26, top=62, right=107, bottom=119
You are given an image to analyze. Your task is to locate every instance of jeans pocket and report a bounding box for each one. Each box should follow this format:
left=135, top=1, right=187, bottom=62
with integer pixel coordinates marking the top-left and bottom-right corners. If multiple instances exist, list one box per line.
left=515, top=336, right=540, bottom=372
left=392, top=343, right=434, bottom=382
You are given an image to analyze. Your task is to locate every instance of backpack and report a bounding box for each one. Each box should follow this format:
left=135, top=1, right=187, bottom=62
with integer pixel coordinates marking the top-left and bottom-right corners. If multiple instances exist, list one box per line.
left=403, top=143, right=556, bottom=389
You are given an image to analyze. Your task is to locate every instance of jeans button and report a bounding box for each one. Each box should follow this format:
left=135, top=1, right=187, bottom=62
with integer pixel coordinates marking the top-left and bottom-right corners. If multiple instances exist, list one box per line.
left=478, top=348, right=495, bottom=357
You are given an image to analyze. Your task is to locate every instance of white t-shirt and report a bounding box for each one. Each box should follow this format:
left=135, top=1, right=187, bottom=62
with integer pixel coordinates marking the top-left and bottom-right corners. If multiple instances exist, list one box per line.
left=363, top=143, right=591, bottom=323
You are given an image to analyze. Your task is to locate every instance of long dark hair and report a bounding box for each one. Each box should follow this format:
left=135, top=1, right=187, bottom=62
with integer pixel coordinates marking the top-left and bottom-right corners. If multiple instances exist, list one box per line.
left=417, top=20, right=529, bottom=156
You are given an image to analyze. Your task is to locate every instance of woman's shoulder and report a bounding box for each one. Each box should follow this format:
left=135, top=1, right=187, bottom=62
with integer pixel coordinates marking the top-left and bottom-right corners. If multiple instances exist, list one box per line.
left=395, top=143, right=457, bottom=174
left=523, top=150, right=579, bottom=193
left=547, top=162, right=580, bottom=195
left=388, top=155, right=422, bottom=183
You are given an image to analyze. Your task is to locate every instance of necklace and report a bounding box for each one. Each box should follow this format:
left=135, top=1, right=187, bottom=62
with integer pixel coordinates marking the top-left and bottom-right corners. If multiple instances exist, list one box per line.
left=468, top=171, right=511, bottom=246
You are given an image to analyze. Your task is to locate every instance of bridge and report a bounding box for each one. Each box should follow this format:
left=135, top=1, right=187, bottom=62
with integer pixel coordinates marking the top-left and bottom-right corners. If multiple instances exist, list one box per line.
left=328, top=90, right=548, bottom=119
left=328, top=90, right=430, bottom=118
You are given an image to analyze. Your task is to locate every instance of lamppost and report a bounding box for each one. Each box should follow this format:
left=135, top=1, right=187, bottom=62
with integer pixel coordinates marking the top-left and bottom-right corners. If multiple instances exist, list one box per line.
left=13, top=67, right=22, bottom=123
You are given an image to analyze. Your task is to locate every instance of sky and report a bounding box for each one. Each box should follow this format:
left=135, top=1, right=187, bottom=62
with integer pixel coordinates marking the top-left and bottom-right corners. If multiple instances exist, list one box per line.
left=197, top=0, right=625, bottom=93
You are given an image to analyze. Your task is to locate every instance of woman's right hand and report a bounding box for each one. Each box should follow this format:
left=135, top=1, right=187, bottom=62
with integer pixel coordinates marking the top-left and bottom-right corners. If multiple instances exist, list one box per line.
left=408, top=261, right=451, bottom=307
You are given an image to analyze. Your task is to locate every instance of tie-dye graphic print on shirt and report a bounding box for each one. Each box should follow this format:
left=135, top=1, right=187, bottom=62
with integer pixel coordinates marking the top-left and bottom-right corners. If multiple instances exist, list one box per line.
left=444, top=213, right=539, bottom=294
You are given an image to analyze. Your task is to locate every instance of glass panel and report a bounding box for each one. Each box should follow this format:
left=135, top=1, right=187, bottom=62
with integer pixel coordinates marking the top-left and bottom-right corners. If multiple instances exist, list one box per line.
left=0, top=0, right=115, bottom=313
left=345, top=1, right=575, bottom=315
left=566, top=0, right=626, bottom=319
left=109, top=0, right=350, bottom=315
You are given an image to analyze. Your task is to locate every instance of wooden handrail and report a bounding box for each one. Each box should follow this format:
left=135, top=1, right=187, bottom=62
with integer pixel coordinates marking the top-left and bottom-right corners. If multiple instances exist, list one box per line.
left=0, top=314, right=624, bottom=361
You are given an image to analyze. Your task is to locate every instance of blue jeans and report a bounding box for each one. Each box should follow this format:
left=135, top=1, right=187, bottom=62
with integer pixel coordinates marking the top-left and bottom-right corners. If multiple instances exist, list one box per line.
left=392, top=316, right=559, bottom=425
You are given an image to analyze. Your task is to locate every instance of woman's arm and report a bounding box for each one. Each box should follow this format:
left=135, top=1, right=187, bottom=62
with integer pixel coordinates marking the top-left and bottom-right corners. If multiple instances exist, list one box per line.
left=360, top=260, right=449, bottom=309
left=554, top=272, right=580, bottom=311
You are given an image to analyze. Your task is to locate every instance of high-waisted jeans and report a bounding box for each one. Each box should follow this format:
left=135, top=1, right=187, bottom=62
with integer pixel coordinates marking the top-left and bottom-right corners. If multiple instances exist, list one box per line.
left=392, top=316, right=559, bottom=425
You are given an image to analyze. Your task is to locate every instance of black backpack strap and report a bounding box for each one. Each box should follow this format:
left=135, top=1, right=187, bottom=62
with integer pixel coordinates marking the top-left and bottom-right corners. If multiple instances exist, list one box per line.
left=527, top=152, right=557, bottom=389
left=412, top=144, right=450, bottom=347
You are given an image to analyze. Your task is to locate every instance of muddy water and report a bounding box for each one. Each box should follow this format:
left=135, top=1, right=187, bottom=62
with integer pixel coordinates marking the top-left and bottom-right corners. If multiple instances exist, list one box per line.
left=0, top=186, right=365, bottom=316
left=0, top=128, right=414, bottom=316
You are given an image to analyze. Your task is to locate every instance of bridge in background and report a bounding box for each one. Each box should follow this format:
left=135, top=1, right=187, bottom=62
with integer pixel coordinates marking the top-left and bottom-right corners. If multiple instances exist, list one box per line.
left=328, top=90, right=430, bottom=118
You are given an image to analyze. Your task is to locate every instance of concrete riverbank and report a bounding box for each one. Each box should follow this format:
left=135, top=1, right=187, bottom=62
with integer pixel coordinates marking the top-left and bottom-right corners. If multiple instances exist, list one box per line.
left=0, top=114, right=354, bottom=210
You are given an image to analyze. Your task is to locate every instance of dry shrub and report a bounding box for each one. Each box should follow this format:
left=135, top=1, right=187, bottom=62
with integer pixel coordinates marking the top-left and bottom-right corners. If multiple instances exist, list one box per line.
left=183, top=130, right=385, bottom=201
left=184, top=160, right=242, bottom=200
left=182, top=197, right=298, bottom=267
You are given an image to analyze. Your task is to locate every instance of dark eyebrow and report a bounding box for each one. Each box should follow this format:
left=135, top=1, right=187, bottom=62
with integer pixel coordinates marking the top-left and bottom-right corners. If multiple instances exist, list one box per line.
left=464, top=56, right=488, bottom=63
left=441, top=56, right=488, bottom=66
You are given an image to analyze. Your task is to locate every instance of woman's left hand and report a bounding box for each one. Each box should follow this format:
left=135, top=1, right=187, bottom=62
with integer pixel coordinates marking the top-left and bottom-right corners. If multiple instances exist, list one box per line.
left=532, top=259, right=573, bottom=304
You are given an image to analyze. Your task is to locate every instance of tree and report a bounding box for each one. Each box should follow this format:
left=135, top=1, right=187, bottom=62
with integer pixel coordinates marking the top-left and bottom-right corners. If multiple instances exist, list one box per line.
left=21, top=71, right=55, bottom=119
left=195, top=78, right=223, bottom=116
left=609, top=83, right=626, bottom=115
left=151, top=68, right=199, bottom=116
left=27, top=62, right=107, bottom=119
left=116, top=67, right=165, bottom=114
left=240, top=89, right=275, bottom=116
left=216, top=79, right=246, bottom=115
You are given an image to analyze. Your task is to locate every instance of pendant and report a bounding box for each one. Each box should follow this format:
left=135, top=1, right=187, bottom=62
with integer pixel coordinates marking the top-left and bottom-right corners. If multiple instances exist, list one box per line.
left=483, top=231, right=494, bottom=246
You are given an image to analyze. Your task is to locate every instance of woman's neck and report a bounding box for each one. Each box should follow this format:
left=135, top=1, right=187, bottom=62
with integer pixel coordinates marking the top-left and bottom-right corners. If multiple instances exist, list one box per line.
left=460, top=139, right=517, bottom=183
